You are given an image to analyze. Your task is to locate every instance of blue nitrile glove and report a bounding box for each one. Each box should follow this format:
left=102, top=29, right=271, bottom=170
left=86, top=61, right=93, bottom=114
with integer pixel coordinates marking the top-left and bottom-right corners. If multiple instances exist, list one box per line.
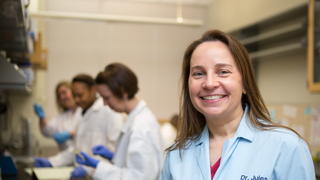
left=70, top=166, right=87, bottom=179
left=34, top=157, right=52, bottom=167
left=33, top=104, right=45, bottom=119
left=52, top=131, right=71, bottom=144
left=92, top=145, right=114, bottom=160
left=75, top=152, right=99, bottom=168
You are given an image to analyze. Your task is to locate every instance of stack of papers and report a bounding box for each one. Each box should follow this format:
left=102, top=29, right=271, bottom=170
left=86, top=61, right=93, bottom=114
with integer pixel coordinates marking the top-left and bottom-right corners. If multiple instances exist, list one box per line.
left=25, top=167, right=74, bottom=180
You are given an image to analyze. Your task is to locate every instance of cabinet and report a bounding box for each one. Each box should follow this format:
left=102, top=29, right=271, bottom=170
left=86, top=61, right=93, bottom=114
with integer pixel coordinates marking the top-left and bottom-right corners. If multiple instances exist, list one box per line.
left=0, top=0, right=33, bottom=92
left=308, top=0, right=320, bottom=92
left=229, top=4, right=320, bottom=92
left=230, top=4, right=307, bottom=60
left=0, top=0, right=33, bottom=61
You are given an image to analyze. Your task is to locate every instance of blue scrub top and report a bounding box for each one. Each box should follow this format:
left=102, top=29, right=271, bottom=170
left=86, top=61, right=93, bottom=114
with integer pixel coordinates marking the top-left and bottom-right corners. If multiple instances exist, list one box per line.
left=160, top=107, right=316, bottom=180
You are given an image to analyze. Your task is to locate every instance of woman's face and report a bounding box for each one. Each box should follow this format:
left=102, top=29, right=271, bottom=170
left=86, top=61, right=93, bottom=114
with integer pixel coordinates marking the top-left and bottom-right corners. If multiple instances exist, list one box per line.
left=57, top=85, right=76, bottom=109
left=97, top=84, right=127, bottom=113
left=72, top=82, right=96, bottom=110
left=188, top=41, right=244, bottom=121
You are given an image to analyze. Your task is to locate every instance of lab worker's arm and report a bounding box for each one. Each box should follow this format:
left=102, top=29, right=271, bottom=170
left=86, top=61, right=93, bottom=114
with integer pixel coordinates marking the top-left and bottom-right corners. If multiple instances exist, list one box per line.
left=93, top=131, right=161, bottom=180
left=40, top=116, right=59, bottom=137
left=48, top=145, right=75, bottom=167
left=274, top=138, right=316, bottom=180
left=33, top=104, right=51, bottom=136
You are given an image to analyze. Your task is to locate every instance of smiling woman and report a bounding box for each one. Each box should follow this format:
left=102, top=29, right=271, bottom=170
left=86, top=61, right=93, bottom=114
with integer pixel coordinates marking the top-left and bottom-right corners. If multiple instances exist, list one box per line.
left=160, top=30, right=316, bottom=180
left=188, top=41, right=244, bottom=124
left=33, top=81, right=82, bottom=167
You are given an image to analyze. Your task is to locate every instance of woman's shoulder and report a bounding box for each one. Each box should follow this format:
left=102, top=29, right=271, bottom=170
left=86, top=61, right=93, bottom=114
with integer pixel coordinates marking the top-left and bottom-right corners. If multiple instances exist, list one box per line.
left=165, top=148, right=183, bottom=163
left=256, top=125, right=307, bottom=149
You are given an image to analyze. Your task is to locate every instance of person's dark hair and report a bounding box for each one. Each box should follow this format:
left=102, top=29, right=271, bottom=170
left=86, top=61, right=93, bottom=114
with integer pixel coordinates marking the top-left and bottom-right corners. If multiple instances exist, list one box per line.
left=169, top=29, right=300, bottom=151
left=72, top=74, right=95, bottom=88
left=95, top=63, right=139, bottom=99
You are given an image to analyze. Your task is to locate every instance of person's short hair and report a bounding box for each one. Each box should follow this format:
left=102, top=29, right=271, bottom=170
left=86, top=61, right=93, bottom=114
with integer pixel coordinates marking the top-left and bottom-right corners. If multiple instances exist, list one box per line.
left=72, top=74, right=95, bottom=88
left=95, top=63, right=139, bottom=100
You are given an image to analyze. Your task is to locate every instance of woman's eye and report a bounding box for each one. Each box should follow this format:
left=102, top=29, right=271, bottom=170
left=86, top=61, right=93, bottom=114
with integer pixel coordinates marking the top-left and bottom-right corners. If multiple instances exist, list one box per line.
left=192, top=71, right=204, bottom=77
left=218, top=70, right=231, bottom=76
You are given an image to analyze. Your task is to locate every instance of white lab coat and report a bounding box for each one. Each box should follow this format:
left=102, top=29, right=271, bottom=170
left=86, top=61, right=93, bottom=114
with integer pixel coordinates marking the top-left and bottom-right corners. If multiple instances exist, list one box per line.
left=93, top=100, right=163, bottom=180
left=44, top=107, right=81, bottom=167
left=42, top=107, right=82, bottom=151
left=48, top=97, right=123, bottom=169
left=75, top=97, right=123, bottom=154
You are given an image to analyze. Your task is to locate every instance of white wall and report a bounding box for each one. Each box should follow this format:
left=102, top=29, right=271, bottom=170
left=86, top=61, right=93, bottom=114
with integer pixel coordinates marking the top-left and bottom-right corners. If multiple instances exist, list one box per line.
left=40, top=0, right=207, bottom=120
left=19, top=0, right=206, bottom=149
left=44, top=21, right=204, bottom=119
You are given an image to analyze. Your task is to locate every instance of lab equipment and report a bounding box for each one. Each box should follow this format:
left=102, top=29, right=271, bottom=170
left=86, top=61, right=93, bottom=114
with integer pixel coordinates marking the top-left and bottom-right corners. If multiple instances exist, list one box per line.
left=30, top=167, right=73, bottom=180
left=0, top=155, right=17, bottom=177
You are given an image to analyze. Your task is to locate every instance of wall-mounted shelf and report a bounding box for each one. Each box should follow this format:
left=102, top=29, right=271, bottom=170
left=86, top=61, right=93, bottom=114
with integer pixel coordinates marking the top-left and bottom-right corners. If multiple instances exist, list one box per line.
left=250, top=42, right=302, bottom=59
left=0, top=0, right=35, bottom=93
left=230, top=4, right=307, bottom=60
left=0, top=0, right=33, bottom=63
left=241, top=22, right=304, bottom=46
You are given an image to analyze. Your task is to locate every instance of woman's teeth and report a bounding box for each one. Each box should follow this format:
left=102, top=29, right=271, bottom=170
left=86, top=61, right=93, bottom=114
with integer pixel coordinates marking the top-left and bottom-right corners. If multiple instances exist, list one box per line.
left=201, top=95, right=224, bottom=100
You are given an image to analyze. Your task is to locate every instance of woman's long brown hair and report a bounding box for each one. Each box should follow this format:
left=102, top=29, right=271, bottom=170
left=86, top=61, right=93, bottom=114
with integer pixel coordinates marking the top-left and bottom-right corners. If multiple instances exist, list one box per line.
left=168, top=29, right=300, bottom=151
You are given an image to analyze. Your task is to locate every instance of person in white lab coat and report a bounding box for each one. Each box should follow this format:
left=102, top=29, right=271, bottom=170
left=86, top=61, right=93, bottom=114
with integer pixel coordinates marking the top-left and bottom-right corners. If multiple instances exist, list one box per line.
left=33, top=81, right=82, bottom=167
left=75, top=63, right=163, bottom=180
left=69, top=73, right=123, bottom=179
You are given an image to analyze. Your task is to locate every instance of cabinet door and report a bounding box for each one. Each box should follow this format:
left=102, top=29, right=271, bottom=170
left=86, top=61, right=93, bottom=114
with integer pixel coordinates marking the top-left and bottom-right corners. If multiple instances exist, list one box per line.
left=308, top=0, right=320, bottom=92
